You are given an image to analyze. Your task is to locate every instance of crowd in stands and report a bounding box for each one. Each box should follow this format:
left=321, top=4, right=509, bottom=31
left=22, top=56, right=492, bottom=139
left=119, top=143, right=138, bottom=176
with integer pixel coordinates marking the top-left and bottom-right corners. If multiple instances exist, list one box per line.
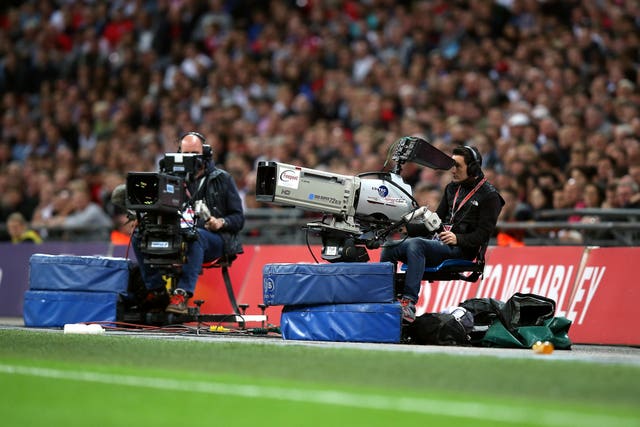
left=0, top=0, right=639, bottom=245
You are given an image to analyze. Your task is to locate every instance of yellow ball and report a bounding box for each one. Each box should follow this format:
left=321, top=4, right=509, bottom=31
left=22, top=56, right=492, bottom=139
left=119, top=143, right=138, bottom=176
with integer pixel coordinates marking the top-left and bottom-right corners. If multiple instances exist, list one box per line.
left=532, top=340, right=554, bottom=354
left=541, top=341, right=554, bottom=354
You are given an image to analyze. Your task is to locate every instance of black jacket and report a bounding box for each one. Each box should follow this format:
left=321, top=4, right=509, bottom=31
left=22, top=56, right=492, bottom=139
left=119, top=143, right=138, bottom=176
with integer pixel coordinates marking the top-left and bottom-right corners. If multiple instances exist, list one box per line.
left=191, top=163, right=245, bottom=256
left=409, top=177, right=504, bottom=259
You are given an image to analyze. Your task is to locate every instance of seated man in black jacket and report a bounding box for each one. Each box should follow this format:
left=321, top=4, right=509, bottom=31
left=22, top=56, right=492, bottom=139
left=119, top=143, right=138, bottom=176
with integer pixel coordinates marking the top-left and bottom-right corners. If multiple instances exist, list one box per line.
left=132, top=131, right=245, bottom=314
left=381, top=146, right=504, bottom=323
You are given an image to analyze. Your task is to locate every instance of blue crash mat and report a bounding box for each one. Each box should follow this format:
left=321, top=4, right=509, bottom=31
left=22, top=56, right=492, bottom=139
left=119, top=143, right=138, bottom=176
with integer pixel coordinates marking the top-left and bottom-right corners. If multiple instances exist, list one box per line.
left=263, top=262, right=395, bottom=306
left=24, top=290, right=120, bottom=327
left=29, top=254, right=131, bottom=293
left=280, top=302, right=402, bottom=343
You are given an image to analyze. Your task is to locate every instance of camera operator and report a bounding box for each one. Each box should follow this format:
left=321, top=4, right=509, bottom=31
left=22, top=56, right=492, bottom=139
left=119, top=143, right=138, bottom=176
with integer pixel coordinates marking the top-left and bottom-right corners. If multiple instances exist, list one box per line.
left=132, top=131, right=245, bottom=314
left=381, top=146, right=504, bottom=323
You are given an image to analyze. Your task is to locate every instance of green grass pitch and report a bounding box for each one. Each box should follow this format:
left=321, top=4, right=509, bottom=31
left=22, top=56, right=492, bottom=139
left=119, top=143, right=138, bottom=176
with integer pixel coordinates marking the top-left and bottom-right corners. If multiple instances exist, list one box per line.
left=1, top=329, right=639, bottom=427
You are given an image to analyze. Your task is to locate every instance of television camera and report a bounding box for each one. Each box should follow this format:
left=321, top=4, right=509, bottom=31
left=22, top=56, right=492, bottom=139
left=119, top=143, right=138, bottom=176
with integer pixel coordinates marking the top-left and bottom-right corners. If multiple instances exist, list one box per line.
left=255, top=137, right=455, bottom=262
left=125, top=151, right=210, bottom=269
left=117, top=149, right=270, bottom=328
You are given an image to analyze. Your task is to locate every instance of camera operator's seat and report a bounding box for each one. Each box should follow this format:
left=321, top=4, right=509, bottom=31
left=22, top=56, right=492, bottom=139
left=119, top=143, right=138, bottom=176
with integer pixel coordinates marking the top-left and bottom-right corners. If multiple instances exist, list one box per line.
left=201, top=254, right=240, bottom=314
left=399, top=243, right=487, bottom=283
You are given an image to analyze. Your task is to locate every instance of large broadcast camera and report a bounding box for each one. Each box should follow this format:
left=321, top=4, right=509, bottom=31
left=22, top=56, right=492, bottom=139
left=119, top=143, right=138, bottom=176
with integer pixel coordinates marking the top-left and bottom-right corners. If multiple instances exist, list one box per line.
left=255, top=137, right=455, bottom=262
left=125, top=151, right=210, bottom=269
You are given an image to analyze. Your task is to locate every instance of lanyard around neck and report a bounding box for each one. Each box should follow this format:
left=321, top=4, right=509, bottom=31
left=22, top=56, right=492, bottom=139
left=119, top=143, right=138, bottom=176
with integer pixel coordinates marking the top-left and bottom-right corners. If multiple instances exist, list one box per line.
left=185, top=175, right=207, bottom=204
left=451, top=177, right=486, bottom=223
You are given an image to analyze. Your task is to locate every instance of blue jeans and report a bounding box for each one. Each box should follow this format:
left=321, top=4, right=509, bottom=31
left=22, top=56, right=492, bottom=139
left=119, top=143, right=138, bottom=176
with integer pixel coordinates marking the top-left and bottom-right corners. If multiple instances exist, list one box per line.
left=133, top=227, right=224, bottom=295
left=380, top=237, right=464, bottom=302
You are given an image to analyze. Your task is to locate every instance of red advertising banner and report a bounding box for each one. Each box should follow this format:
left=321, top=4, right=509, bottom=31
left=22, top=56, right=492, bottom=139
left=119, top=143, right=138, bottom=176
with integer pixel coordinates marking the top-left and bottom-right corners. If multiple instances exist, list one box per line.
left=3, top=242, right=638, bottom=345
left=567, top=247, right=640, bottom=346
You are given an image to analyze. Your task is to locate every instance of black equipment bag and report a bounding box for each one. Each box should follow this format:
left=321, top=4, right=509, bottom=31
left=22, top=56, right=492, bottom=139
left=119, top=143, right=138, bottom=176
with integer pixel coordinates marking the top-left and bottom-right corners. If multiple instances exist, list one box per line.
left=404, top=312, right=470, bottom=346
left=460, top=297, right=504, bottom=326
left=460, top=293, right=570, bottom=349
left=461, top=293, right=555, bottom=332
left=501, top=292, right=556, bottom=329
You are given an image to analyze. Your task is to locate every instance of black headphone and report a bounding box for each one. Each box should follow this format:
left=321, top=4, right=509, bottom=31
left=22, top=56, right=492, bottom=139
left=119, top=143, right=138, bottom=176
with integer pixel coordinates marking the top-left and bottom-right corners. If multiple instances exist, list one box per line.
left=463, top=145, right=482, bottom=178
left=181, top=131, right=206, bottom=144
left=178, top=131, right=212, bottom=162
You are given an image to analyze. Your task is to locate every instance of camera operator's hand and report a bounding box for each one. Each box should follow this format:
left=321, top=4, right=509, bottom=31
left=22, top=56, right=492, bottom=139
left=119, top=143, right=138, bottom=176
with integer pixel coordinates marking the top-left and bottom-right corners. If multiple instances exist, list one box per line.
left=438, top=230, right=457, bottom=245
left=205, top=217, right=226, bottom=232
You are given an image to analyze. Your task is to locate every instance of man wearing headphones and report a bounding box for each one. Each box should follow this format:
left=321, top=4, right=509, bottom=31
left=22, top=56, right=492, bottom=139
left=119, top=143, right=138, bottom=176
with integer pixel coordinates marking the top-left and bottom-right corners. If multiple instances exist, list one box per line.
left=381, top=145, right=504, bottom=323
left=133, top=131, right=245, bottom=314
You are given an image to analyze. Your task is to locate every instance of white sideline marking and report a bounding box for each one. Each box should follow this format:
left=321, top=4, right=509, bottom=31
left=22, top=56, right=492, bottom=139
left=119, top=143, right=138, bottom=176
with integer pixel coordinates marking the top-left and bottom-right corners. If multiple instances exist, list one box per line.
left=0, top=363, right=636, bottom=426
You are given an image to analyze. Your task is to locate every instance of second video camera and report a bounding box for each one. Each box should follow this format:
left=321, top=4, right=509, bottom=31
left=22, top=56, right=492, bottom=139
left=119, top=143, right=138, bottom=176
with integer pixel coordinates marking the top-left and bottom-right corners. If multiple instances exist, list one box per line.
left=126, top=152, right=209, bottom=268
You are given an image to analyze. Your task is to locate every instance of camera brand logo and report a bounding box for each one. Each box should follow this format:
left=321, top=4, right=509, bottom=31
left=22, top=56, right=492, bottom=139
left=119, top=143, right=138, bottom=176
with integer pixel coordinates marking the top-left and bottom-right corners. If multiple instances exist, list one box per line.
left=150, top=241, right=170, bottom=248
left=279, top=169, right=300, bottom=189
left=280, top=170, right=299, bottom=182
left=377, top=185, right=389, bottom=197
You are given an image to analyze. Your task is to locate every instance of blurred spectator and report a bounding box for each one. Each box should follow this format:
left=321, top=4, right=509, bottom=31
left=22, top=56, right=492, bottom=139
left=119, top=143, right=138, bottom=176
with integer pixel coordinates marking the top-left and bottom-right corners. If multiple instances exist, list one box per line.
left=5, top=212, right=42, bottom=244
left=616, top=176, right=640, bottom=209
left=31, top=185, right=73, bottom=238
left=496, top=186, right=529, bottom=247
left=602, top=181, right=620, bottom=209
left=594, top=155, right=617, bottom=189
left=568, top=165, right=596, bottom=190
left=563, top=178, right=586, bottom=223
left=505, top=113, right=531, bottom=144
left=583, top=182, right=605, bottom=210
left=551, top=184, right=582, bottom=244
left=0, top=185, right=30, bottom=223
left=580, top=182, right=611, bottom=242
left=628, top=164, right=640, bottom=193
left=412, top=182, right=442, bottom=209
left=44, top=179, right=113, bottom=240
left=527, top=185, right=554, bottom=216
left=0, top=0, right=638, bottom=246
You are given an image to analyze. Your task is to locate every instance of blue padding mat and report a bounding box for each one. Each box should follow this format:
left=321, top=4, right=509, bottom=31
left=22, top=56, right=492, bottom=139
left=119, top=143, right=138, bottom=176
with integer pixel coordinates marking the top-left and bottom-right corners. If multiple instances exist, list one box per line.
left=281, top=302, right=402, bottom=343
left=23, top=290, right=120, bottom=327
left=263, top=262, right=395, bottom=306
left=29, top=254, right=131, bottom=293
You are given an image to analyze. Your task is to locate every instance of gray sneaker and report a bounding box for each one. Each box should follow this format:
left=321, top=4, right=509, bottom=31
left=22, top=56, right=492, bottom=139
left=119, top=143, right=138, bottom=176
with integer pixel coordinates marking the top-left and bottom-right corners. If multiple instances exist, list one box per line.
left=399, top=298, right=416, bottom=323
